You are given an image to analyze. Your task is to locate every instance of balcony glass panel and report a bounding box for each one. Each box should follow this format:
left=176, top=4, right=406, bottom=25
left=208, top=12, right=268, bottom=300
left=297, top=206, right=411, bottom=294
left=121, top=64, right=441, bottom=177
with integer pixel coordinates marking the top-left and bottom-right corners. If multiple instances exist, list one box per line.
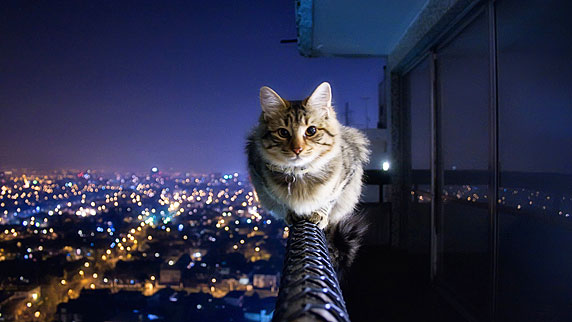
left=497, top=0, right=572, bottom=320
left=436, top=9, right=491, bottom=319
left=403, top=57, right=432, bottom=256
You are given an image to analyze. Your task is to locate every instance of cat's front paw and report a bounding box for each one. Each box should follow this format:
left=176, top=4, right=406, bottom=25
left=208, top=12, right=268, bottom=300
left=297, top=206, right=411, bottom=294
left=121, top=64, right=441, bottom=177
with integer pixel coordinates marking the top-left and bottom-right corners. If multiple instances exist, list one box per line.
left=308, top=211, right=329, bottom=229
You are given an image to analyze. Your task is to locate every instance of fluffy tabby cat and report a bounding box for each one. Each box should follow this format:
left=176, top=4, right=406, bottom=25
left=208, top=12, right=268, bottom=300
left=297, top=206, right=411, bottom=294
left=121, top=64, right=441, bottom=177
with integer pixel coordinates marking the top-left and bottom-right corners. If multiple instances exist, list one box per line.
left=246, top=82, right=370, bottom=275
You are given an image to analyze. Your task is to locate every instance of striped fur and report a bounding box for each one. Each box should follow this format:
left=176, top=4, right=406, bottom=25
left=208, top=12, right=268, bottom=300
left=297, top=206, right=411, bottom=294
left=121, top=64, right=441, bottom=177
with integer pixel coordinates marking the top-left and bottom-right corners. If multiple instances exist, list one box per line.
left=246, top=82, right=370, bottom=273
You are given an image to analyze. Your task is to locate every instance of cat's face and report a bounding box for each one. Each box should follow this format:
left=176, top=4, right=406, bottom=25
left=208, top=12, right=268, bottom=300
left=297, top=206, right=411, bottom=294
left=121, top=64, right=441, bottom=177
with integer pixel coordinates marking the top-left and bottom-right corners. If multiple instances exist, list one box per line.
left=258, top=82, right=339, bottom=167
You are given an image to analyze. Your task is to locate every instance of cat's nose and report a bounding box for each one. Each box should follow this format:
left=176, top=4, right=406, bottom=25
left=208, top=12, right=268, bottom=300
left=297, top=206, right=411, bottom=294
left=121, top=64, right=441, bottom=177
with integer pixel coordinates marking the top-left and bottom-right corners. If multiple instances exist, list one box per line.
left=292, top=146, right=303, bottom=155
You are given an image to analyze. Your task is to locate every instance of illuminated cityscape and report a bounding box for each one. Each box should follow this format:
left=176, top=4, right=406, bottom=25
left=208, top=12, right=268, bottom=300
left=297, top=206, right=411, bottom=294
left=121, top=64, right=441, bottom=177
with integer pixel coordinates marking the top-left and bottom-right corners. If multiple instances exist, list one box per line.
left=0, top=169, right=285, bottom=321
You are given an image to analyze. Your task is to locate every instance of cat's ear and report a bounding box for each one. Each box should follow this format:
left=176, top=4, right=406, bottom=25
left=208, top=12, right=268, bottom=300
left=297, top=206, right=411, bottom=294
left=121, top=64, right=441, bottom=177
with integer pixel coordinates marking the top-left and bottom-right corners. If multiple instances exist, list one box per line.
left=306, top=82, right=332, bottom=117
left=260, top=86, right=286, bottom=119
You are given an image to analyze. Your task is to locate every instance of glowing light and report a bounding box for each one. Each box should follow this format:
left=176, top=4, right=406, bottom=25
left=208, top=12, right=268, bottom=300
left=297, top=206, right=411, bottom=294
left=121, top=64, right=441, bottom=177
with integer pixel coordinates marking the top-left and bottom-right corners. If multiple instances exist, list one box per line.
left=382, top=161, right=390, bottom=171
left=60, top=279, right=66, bottom=285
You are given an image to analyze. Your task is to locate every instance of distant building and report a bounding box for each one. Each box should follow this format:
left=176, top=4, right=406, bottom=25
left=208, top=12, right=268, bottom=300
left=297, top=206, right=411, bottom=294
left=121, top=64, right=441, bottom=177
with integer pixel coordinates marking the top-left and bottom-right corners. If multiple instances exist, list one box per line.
left=252, top=274, right=278, bottom=290
left=159, top=268, right=181, bottom=286
left=112, top=278, right=143, bottom=289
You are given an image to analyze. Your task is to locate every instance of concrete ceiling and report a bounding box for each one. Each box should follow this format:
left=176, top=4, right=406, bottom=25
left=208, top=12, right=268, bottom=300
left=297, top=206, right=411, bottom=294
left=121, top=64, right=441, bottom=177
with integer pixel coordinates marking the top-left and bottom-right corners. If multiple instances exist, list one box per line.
left=297, top=0, right=429, bottom=57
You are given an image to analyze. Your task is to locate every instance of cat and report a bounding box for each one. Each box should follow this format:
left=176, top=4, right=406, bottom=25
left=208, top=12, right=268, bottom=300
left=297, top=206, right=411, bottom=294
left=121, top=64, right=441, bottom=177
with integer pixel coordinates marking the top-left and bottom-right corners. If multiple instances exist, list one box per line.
left=246, top=82, right=370, bottom=276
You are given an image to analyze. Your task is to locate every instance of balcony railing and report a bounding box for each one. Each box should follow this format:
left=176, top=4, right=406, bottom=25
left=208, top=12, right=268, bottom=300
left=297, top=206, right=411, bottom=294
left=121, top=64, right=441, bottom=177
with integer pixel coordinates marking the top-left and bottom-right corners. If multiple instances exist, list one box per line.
left=273, top=220, right=350, bottom=322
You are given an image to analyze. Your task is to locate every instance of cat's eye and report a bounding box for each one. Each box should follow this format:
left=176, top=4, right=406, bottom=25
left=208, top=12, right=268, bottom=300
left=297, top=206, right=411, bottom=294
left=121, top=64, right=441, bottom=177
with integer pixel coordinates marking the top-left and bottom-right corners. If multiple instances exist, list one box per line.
left=277, top=128, right=290, bottom=138
left=305, top=126, right=317, bottom=137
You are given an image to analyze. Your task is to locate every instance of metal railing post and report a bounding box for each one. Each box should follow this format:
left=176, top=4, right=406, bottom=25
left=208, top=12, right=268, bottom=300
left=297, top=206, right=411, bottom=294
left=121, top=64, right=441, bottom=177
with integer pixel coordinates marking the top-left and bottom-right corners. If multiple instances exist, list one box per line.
left=273, top=220, right=350, bottom=322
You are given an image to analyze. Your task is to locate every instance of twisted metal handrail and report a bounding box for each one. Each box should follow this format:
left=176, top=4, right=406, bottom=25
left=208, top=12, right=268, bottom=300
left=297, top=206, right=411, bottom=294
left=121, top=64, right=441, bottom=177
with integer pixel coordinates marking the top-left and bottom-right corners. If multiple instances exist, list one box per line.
left=273, top=221, right=350, bottom=322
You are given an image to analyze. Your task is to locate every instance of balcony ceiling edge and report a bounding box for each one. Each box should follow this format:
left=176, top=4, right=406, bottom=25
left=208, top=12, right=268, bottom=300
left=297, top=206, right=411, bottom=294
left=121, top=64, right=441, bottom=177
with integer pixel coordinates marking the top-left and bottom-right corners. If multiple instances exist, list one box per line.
left=388, top=0, right=479, bottom=72
left=295, top=0, right=429, bottom=58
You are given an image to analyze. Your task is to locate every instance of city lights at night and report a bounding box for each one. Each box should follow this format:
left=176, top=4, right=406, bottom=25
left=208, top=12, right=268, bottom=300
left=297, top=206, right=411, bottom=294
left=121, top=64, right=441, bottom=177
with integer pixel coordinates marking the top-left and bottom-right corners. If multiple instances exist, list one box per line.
left=0, top=169, right=287, bottom=320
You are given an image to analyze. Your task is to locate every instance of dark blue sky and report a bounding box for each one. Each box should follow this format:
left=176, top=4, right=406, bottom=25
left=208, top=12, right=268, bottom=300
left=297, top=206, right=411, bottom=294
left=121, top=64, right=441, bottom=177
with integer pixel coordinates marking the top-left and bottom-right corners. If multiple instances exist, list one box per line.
left=0, top=1, right=382, bottom=173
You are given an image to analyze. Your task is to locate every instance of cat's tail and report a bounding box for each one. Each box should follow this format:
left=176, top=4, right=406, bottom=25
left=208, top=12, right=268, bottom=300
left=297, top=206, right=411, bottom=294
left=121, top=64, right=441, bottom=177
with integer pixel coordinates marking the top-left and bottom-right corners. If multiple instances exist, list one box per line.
left=324, top=211, right=368, bottom=282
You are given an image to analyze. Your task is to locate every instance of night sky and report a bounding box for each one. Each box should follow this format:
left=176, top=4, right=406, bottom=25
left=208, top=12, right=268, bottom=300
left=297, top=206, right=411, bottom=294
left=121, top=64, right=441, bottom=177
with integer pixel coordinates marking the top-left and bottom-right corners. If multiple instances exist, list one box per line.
left=0, top=1, right=382, bottom=173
